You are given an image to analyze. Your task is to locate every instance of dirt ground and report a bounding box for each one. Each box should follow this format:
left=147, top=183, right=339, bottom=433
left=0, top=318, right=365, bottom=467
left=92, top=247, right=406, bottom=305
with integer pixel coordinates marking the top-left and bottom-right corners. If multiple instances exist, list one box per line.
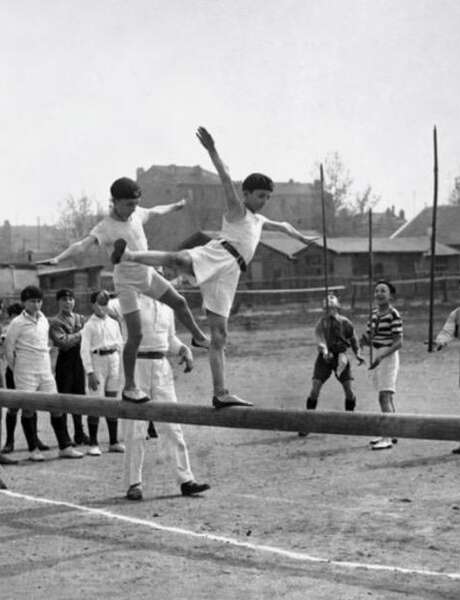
left=1, top=306, right=460, bottom=599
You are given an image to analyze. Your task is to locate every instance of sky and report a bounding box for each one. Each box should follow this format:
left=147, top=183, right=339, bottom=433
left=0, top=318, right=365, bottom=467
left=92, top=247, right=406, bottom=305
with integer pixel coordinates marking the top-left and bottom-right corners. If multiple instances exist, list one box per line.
left=1, top=0, right=460, bottom=225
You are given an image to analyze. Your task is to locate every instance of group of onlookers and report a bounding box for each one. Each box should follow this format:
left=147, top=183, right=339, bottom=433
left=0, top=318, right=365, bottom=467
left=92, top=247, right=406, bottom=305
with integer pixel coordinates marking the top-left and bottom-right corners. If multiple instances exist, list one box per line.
left=0, top=286, right=210, bottom=500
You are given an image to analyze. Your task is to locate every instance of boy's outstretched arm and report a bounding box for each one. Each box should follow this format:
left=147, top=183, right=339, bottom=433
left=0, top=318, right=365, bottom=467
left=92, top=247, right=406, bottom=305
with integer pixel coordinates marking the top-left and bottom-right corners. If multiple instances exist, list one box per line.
left=262, top=219, right=319, bottom=246
left=147, top=197, right=188, bottom=217
left=36, top=235, right=97, bottom=265
left=196, top=126, right=244, bottom=218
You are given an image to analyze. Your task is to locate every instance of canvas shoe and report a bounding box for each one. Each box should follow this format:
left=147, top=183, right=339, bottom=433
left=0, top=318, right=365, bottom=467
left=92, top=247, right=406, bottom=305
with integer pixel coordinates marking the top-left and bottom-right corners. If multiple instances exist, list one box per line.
left=122, top=389, right=150, bottom=403
left=59, top=447, right=84, bottom=459
left=212, top=390, right=253, bottom=408
left=111, top=239, right=127, bottom=264
left=29, top=449, right=45, bottom=462
left=109, top=442, right=125, bottom=453
left=371, top=437, right=393, bottom=450
left=87, top=446, right=102, bottom=457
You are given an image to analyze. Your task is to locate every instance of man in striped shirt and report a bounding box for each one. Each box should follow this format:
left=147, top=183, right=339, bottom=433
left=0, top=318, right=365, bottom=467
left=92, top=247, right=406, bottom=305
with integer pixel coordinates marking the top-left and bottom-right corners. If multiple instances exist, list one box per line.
left=361, top=280, right=403, bottom=450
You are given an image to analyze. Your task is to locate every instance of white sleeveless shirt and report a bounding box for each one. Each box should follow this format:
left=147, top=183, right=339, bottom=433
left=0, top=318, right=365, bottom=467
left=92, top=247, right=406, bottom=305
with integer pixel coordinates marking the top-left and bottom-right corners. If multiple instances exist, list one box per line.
left=218, top=210, right=267, bottom=264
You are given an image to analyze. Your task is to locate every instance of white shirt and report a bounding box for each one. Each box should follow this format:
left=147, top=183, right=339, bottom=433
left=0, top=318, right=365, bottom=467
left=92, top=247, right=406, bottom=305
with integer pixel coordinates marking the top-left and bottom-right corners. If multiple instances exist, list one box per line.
left=5, top=311, right=52, bottom=373
left=109, top=296, right=182, bottom=354
left=80, top=313, right=123, bottom=373
left=219, top=210, right=267, bottom=264
left=90, top=207, right=152, bottom=287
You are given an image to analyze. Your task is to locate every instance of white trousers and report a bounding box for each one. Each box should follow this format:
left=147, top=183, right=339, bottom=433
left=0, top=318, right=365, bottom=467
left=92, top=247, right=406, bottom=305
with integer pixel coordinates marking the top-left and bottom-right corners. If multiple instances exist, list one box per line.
left=123, top=357, right=194, bottom=487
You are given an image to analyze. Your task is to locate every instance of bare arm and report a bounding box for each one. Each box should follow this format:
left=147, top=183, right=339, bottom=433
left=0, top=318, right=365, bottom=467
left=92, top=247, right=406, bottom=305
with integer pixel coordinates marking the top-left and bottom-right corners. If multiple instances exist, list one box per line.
left=196, top=127, right=244, bottom=218
left=435, top=308, right=459, bottom=349
left=369, top=334, right=402, bottom=370
left=146, top=198, right=188, bottom=217
left=38, top=235, right=97, bottom=265
left=262, top=219, right=318, bottom=245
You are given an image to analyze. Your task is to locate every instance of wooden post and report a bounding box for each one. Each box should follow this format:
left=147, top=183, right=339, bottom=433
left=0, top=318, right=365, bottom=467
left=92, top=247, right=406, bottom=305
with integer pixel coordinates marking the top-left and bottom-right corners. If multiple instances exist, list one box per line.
left=320, top=164, right=329, bottom=308
left=368, top=209, right=374, bottom=364
left=1, top=390, right=460, bottom=441
left=428, top=125, right=439, bottom=352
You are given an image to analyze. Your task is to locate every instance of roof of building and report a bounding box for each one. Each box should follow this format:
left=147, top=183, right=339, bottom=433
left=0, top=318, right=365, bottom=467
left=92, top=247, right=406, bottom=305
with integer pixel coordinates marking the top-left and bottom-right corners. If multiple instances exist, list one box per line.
left=260, top=234, right=458, bottom=257
left=139, top=164, right=221, bottom=185
left=313, top=236, right=458, bottom=256
left=391, top=205, right=460, bottom=244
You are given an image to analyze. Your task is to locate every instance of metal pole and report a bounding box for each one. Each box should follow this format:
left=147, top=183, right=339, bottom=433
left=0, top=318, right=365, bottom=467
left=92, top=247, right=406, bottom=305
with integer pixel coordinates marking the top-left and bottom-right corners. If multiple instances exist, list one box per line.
left=428, top=126, right=439, bottom=352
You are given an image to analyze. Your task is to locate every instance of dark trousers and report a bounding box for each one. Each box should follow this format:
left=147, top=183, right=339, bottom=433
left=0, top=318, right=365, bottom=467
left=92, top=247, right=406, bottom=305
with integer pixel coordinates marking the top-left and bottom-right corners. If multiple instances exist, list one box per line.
left=55, top=350, right=87, bottom=439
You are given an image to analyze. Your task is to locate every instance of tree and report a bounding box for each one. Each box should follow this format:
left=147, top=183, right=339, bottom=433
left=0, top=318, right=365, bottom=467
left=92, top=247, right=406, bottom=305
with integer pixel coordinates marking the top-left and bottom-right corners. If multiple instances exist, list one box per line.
left=448, top=177, right=460, bottom=205
left=54, top=195, right=104, bottom=250
left=314, top=152, right=353, bottom=214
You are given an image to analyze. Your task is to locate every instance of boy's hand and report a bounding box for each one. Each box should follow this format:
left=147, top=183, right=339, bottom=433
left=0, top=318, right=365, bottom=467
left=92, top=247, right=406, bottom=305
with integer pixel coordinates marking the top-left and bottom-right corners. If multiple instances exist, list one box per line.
left=87, top=372, right=99, bottom=391
left=196, top=126, right=216, bottom=152
left=179, top=346, right=193, bottom=373
left=174, top=198, right=187, bottom=211
left=369, top=357, right=381, bottom=370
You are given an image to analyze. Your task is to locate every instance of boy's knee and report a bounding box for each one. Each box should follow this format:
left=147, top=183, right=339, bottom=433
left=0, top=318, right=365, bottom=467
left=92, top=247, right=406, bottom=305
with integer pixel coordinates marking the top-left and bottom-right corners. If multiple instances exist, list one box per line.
left=211, top=327, right=227, bottom=348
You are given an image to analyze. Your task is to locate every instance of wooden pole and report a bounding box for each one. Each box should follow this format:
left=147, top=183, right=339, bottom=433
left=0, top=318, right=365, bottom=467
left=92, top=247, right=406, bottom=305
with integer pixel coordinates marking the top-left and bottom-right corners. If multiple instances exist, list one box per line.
left=368, top=208, right=374, bottom=364
left=1, top=390, right=460, bottom=441
left=428, top=125, right=439, bottom=352
left=320, top=164, right=329, bottom=309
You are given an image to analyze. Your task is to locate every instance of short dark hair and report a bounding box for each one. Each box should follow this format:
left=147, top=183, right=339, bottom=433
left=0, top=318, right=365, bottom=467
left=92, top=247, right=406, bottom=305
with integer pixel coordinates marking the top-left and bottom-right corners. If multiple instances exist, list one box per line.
left=56, top=288, right=75, bottom=301
left=90, top=290, right=109, bottom=305
left=110, top=177, right=141, bottom=200
left=376, top=279, right=396, bottom=295
left=7, top=302, right=23, bottom=317
left=20, top=286, right=43, bottom=302
left=242, top=173, right=274, bottom=193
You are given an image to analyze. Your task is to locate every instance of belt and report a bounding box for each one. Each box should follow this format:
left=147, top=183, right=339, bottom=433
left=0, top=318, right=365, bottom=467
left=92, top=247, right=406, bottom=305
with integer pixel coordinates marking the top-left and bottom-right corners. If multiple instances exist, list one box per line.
left=221, top=240, right=247, bottom=272
left=372, top=342, right=387, bottom=349
left=92, top=348, right=117, bottom=356
left=137, top=351, right=165, bottom=360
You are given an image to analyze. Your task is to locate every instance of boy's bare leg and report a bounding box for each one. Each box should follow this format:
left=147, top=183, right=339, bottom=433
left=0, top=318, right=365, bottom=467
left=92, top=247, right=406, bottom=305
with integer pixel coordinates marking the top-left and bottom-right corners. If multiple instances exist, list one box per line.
left=207, top=312, right=252, bottom=408
left=122, top=310, right=149, bottom=403
left=154, top=287, right=209, bottom=347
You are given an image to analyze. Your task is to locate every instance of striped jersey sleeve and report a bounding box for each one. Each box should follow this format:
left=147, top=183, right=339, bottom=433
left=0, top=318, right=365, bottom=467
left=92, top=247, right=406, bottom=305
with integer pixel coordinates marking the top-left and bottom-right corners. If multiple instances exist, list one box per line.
left=367, top=306, right=403, bottom=347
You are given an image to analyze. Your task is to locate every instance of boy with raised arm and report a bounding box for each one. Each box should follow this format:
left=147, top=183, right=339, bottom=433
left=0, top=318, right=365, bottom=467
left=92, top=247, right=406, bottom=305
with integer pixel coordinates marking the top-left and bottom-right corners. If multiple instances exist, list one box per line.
left=111, top=127, right=314, bottom=408
left=41, top=178, right=209, bottom=403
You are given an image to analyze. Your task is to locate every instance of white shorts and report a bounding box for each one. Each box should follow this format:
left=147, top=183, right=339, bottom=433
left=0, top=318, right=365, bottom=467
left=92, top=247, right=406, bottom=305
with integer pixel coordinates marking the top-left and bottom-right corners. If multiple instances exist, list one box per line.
left=87, top=353, right=121, bottom=396
left=13, top=370, right=57, bottom=394
left=372, top=348, right=399, bottom=393
left=116, top=267, right=171, bottom=315
left=186, top=240, right=240, bottom=318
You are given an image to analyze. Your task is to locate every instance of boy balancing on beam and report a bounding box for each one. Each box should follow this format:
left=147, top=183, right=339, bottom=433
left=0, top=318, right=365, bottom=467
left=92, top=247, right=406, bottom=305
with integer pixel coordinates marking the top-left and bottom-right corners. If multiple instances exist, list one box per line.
left=111, top=126, right=315, bottom=408
left=40, top=178, right=209, bottom=403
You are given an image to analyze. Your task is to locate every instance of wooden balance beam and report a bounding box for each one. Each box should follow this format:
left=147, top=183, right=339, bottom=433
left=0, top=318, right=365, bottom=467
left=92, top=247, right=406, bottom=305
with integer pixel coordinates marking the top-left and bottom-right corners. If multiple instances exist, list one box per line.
left=1, top=390, right=460, bottom=441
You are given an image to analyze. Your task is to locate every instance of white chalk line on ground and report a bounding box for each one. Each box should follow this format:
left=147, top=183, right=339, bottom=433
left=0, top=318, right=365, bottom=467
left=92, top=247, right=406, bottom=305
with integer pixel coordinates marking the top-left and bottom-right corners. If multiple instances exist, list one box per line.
left=2, top=490, right=459, bottom=581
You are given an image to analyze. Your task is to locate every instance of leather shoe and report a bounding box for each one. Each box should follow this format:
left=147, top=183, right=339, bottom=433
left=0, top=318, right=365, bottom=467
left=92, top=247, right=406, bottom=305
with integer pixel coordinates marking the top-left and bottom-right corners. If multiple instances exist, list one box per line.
left=1, top=443, right=14, bottom=454
left=181, top=481, right=210, bottom=496
left=452, top=445, right=460, bottom=455
left=126, top=483, right=143, bottom=501
left=147, top=421, right=158, bottom=439
left=0, top=477, right=7, bottom=490
left=0, top=454, right=18, bottom=465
